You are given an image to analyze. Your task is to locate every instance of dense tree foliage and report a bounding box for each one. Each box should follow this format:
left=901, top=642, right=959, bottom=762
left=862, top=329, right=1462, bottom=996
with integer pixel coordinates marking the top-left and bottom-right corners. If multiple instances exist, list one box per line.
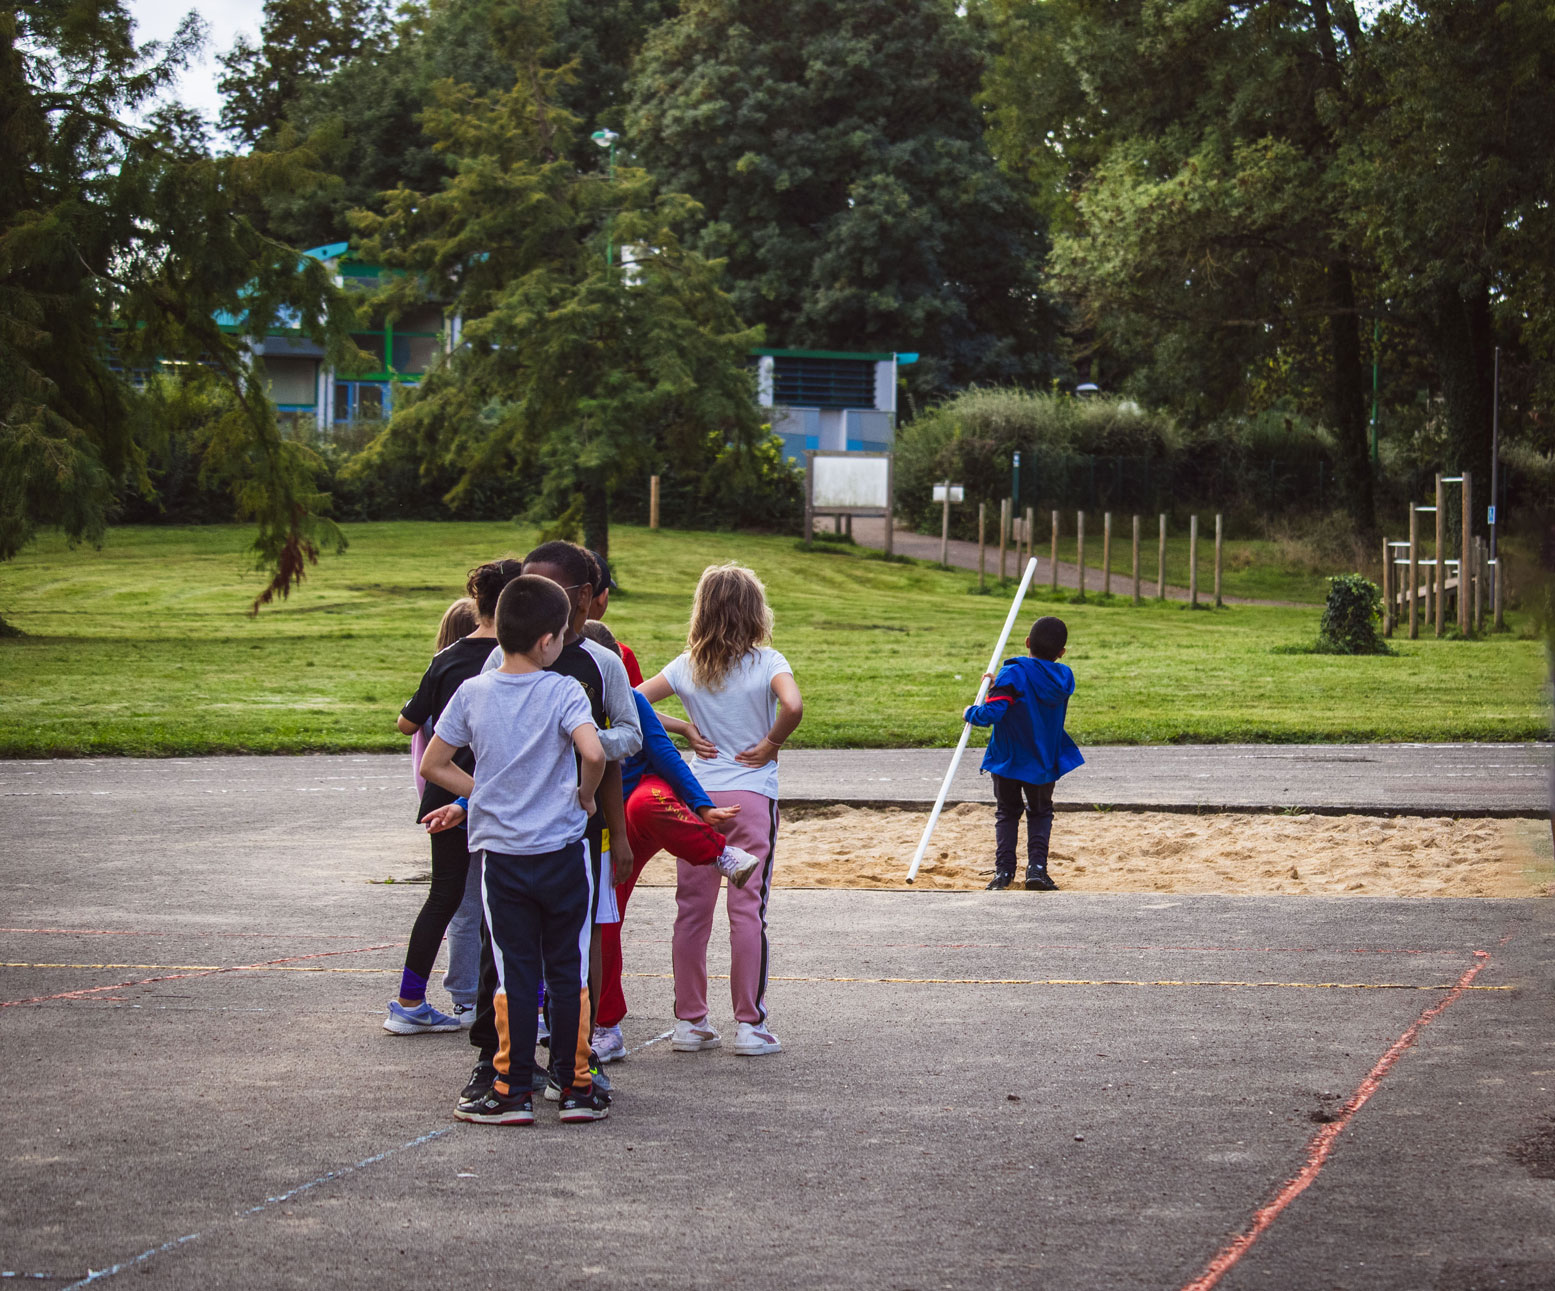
left=627, top=0, right=1064, bottom=396
left=1, top=0, right=355, bottom=626
left=351, top=0, right=769, bottom=558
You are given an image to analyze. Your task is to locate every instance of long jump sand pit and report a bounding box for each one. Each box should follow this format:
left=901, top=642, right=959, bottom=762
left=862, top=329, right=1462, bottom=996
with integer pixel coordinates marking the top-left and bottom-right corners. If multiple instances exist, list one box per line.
left=636, top=805, right=1554, bottom=897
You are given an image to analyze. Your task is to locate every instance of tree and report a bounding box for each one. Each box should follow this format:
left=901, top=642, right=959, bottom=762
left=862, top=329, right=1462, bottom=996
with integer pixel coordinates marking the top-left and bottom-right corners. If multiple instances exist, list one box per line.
left=351, top=0, right=768, bottom=558
left=1344, top=0, right=1555, bottom=492
left=626, top=0, right=1063, bottom=396
left=983, top=0, right=1378, bottom=529
left=217, top=0, right=391, bottom=149
left=2, top=0, right=353, bottom=628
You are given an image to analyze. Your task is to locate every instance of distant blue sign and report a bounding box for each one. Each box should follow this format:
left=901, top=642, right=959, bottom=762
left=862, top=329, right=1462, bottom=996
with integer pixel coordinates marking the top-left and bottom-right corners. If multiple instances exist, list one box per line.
left=1487, top=506, right=1497, bottom=525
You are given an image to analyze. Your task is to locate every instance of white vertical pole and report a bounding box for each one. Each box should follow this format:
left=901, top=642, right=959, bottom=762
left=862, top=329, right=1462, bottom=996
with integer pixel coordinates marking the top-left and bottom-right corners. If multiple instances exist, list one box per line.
left=906, top=557, right=1041, bottom=884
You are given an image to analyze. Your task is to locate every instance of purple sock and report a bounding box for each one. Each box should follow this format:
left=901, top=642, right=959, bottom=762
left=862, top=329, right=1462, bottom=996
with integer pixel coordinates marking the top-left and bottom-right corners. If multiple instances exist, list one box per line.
left=399, top=967, right=428, bottom=1001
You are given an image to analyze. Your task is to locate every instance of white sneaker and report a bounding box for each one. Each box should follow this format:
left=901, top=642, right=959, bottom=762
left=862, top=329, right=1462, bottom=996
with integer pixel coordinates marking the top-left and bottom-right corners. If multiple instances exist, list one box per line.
left=592, top=1024, right=627, bottom=1064
left=671, top=1017, right=721, bottom=1051
left=733, top=1021, right=781, bottom=1056
left=451, top=1003, right=476, bottom=1028
left=714, top=845, right=761, bottom=889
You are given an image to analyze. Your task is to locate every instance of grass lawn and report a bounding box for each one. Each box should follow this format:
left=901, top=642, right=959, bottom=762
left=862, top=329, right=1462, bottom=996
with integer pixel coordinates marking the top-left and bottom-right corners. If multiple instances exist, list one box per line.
left=0, top=522, right=1546, bottom=756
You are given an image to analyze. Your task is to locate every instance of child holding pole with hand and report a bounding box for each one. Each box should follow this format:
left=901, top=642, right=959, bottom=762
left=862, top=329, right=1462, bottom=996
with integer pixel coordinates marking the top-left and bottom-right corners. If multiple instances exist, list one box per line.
left=963, top=616, right=1084, bottom=892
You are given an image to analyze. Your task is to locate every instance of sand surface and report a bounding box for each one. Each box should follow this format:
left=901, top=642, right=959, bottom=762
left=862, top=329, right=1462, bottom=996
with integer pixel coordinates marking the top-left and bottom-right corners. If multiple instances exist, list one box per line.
left=633, top=806, right=1554, bottom=898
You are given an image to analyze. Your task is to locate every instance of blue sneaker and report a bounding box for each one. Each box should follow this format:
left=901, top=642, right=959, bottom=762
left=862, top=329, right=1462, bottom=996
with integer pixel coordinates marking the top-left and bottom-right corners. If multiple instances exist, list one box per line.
left=383, top=999, right=462, bottom=1035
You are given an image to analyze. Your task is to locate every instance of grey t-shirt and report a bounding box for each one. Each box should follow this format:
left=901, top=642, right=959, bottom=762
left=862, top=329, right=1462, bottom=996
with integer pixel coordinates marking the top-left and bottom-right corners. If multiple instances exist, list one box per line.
left=483, top=637, right=642, bottom=761
left=434, top=669, right=595, bottom=856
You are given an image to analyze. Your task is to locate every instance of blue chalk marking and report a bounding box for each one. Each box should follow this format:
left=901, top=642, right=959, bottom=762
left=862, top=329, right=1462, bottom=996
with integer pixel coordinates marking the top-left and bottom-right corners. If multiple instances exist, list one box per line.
left=59, top=1128, right=452, bottom=1288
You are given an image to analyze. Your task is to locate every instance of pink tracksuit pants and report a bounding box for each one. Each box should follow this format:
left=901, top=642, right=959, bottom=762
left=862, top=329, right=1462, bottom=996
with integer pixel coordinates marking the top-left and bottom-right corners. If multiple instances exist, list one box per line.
left=672, top=789, right=778, bottom=1025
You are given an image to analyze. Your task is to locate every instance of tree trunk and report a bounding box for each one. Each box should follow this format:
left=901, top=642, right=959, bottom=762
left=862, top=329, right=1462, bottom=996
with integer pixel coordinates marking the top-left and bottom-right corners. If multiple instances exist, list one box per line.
left=581, top=476, right=610, bottom=561
left=1324, top=259, right=1375, bottom=531
left=1427, top=277, right=1494, bottom=493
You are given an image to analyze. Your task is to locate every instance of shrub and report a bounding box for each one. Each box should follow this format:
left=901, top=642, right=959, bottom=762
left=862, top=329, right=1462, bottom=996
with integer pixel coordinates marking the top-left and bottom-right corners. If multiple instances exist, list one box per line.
left=1316, top=573, right=1389, bottom=655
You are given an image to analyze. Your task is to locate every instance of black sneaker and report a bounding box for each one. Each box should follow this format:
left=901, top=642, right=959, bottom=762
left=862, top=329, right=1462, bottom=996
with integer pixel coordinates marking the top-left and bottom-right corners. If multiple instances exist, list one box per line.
left=545, top=1059, right=610, bottom=1101
left=454, top=1086, right=534, bottom=1126
left=1024, top=870, right=1059, bottom=891
left=558, top=1082, right=611, bottom=1123
left=459, top=1060, right=496, bottom=1106
left=986, top=873, right=1014, bottom=890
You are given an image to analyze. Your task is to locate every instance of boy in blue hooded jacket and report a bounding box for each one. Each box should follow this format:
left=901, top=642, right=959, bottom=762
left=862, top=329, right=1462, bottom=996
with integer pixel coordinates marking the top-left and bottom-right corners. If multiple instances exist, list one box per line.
left=963, top=616, right=1084, bottom=891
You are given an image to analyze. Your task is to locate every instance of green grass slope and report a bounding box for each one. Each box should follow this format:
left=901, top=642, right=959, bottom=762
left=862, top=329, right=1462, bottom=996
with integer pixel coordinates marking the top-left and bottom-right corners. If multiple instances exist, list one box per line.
left=0, top=522, right=1545, bottom=755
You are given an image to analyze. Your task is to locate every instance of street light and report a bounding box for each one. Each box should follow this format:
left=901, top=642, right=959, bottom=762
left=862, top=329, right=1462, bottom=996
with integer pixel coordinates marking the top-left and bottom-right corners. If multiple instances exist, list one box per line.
left=591, top=128, right=619, bottom=267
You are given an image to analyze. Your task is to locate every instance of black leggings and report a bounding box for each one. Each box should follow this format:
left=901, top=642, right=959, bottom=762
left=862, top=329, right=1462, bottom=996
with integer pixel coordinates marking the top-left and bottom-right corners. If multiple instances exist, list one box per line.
left=991, top=774, right=1055, bottom=879
left=403, top=826, right=473, bottom=985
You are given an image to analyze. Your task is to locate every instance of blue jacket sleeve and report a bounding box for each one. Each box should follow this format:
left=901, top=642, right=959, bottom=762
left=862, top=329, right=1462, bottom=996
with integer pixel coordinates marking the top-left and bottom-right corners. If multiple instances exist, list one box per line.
left=964, top=663, right=1021, bottom=727
left=634, top=693, right=714, bottom=815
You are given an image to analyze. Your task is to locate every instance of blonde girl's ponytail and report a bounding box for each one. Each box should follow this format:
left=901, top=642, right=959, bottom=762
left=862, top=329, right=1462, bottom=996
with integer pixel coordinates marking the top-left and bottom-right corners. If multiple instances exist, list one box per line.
left=686, top=563, right=774, bottom=690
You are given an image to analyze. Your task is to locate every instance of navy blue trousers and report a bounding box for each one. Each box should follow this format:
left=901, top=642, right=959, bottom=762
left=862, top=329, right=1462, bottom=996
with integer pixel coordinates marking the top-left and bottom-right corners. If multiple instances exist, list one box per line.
left=991, top=774, right=1055, bottom=880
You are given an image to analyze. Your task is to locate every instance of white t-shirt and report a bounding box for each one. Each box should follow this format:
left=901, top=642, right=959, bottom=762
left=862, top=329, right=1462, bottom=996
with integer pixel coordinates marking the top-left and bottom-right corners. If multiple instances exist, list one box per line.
left=660, top=647, right=792, bottom=799
left=434, top=670, right=595, bottom=856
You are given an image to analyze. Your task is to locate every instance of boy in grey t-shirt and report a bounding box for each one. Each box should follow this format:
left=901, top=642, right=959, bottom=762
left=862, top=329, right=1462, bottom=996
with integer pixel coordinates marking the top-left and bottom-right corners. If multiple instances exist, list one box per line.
left=420, top=575, right=610, bottom=1125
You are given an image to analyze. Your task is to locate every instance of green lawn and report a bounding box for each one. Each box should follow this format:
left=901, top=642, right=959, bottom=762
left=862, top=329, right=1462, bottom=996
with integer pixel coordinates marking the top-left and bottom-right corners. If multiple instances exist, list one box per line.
left=0, top=522, right=1545, bottom=755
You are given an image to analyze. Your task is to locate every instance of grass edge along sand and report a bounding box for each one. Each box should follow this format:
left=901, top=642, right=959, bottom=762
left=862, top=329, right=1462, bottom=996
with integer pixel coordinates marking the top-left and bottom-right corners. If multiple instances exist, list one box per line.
left=0, top=521, right=1546, bottom=756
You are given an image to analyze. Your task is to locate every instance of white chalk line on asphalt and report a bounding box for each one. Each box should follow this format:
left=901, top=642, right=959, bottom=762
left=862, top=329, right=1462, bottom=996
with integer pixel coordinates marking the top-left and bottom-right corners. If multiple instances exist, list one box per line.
left=58, top=1128, right=451, bottom=1289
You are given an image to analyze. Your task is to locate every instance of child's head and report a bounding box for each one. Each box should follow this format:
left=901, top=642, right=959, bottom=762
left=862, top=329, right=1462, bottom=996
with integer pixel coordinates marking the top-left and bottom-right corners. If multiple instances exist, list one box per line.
left=687, top=562, right=773, bottom=690
left=585, top=550, right=617, bottom=621
left=496, top=575, right=572, bottom=659
left=434, top=596, right=479, bottom=651
left=522, top=541, right=594, bottom=634
left=466, top=558, right=525, bottom=623
left=580, top=619, right=621, bottom=658
left=1027, top=616, right=1068, bottom=661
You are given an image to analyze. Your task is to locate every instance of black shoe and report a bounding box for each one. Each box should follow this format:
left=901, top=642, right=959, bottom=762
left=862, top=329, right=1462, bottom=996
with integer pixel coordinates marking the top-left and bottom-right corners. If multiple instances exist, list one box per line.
left=558, top=1081, right=611, bottom=1123
left=544, top=1058, right=611, bottom=1102
left=1024, top=870, right=1059, bottom=891
left=459, top=1060, right=496, bottom=1106
left=986, top=873, right=1014, bottom=890
left=455, top=1085, right=534, bottom=1126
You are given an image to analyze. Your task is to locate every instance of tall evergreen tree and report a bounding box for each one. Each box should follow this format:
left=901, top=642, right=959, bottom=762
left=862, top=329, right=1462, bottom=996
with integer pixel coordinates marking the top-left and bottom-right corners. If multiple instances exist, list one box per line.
left=352, top=0, right=766, bottom=557
left=627, top=0, right=1062, bottom=395
left=1, top=1, right=353, bottom=627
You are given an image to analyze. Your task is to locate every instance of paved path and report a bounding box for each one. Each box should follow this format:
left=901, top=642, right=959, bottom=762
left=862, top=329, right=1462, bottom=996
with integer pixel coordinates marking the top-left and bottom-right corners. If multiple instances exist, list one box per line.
left=847, top=515, right=1303, bottom=606
left=6, top=744, right=1542, bottom=820
left=2, top=757, right=1552, bottom=1289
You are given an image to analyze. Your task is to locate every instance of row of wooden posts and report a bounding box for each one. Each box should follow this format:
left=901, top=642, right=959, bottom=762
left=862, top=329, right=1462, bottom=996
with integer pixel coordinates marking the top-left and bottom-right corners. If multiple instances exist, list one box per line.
left=1380, top=471, right=1503, bottom=638
left=965, top=499, right=1226, bottom=607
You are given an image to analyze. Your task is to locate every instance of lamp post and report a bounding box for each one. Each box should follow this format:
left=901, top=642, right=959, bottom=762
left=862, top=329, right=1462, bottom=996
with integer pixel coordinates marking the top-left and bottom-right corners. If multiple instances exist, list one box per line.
left=591, top=128, right=619, bottom=267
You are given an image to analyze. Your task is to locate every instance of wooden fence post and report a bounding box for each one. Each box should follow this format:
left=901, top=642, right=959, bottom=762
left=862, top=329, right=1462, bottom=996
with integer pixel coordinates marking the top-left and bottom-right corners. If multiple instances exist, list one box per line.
left=1382, top=536, right=1393, bottom=636
left=1214, top=513, right=1223, bottom=608
left=1434, top=473, right=1446, bottom=637
left=1189, top=514, right=1199, bottom=607
left=649, top=474, right=660, bottom=530
left=1131, top=515, right=1141, bottom=605
left=1460, top=472, right=1472, bottom=635
left=1157, top=514, right=1167, bottom=600
left=999, top=498, right=1009, bottom=582
left=978, top=501, right=986, bottom=593
left=1050, top=510, right=1059, bottom=592
left=1474, top=538, right=1485, bottom=633
left=1076, top=510, right=1087, bottom=601
left=1493, top=546, right=1504, bottom=631
left=940, top=480, right=951, bottom=567
left=1408, top=503, right=1419, bottom=640
left=1025, top=507, right=1035, bottom=583
left=1102, top=512, right=1113, bottom=596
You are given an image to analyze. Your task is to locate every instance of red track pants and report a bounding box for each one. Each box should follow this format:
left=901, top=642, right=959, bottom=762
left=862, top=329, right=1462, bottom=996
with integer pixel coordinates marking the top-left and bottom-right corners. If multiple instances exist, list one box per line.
left=596, top=774, right=727, bottom=1029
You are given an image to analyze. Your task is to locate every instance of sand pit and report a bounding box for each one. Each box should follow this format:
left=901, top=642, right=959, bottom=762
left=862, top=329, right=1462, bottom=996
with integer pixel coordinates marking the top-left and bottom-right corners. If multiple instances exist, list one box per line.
left=633, top=806, right=1554, bottom=898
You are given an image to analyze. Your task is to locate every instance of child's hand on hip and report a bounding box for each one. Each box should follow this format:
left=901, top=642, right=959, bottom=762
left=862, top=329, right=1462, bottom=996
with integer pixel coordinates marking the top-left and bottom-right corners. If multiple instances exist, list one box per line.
left=578, top=790, right=596, bottom=816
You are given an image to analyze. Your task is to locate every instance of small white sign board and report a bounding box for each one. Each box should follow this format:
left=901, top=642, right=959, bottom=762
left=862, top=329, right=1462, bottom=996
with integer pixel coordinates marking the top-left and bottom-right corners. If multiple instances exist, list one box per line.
left=933, top=483, right=964, bottom=503
left=812, top=454, right=891, bottom=511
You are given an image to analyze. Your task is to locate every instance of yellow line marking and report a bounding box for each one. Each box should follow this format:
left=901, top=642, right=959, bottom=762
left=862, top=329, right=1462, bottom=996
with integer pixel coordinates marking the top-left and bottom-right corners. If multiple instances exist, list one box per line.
left=2, top=964, right=1511, bottom=991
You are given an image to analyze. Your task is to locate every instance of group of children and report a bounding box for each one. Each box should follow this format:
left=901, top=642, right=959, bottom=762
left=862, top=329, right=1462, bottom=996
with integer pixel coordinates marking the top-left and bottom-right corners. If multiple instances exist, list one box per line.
left=388, top=542, right=802, bottom=1126
left=385, top=538, right=1082, bottom=1127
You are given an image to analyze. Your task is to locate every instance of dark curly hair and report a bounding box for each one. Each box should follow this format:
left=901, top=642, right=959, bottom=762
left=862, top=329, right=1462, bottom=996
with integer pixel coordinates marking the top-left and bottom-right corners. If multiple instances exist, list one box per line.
left=466, top=558, right=524, bottom=621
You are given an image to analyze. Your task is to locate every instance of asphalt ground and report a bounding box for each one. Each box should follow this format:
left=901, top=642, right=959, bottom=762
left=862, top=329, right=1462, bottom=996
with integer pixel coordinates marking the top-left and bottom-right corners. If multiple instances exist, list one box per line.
left=3, top=756, right=1554, bottom=1288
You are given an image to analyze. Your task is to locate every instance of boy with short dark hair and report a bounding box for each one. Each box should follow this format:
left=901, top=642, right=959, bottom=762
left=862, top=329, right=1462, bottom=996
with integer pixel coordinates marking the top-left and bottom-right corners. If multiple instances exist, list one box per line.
left=964, top=615, right=1084, bottom=892
left=420, top=574, right=610, bottom=1124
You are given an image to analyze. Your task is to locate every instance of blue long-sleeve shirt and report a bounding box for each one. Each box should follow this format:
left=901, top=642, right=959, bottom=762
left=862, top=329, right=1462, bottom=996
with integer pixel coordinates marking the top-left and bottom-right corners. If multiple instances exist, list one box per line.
left=963, top=656, right=1084, bottom=786
left=622, top=691, right=714, bottom=814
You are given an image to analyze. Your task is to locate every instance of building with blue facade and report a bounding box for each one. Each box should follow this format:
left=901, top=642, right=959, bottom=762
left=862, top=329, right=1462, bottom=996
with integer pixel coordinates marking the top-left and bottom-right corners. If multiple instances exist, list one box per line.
left=756, top=348, right=914, bottom=461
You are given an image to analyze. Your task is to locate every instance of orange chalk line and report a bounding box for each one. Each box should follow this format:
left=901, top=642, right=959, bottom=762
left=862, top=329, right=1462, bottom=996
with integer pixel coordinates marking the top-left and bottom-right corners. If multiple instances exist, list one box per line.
left=0, top=963, right=1511, bottom=991
left=1178, top=950, right=1492, bottom=1291
left=0, top=944, right=398, bottom=1008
